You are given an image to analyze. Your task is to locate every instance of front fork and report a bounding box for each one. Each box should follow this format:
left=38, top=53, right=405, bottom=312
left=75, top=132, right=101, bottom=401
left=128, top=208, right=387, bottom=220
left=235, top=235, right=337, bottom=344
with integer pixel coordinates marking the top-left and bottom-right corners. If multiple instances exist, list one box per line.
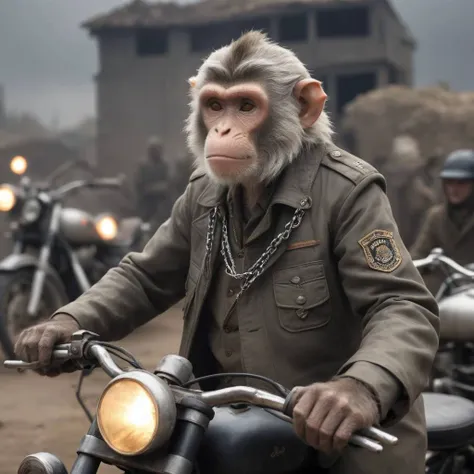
left=72, top=399, right=215, bottom=474
left=26, top=203, right=62, bottom=316
left=27, top=203, right=91, bottom=316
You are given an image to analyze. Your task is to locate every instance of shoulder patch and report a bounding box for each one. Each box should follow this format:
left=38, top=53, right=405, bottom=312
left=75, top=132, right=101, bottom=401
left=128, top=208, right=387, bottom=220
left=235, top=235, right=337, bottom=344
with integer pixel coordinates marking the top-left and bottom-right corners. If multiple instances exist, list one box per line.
left=189, top=168, right=207, bottom=182
left=358, top=230, right=402, bottom=273
left=322, top=148, right=383, bottom=187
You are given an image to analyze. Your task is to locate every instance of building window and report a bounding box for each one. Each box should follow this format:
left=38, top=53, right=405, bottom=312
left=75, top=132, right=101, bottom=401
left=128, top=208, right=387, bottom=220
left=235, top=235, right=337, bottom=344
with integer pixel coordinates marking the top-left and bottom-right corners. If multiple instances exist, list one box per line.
left=136, top=28, right=169, bottom=55
left=190, top=17, right=271, bottom=52
left=278, top=13, right=308, bottom=42
left=336, top=72, right=376, bottom=114
left=316, top=7, right=370, bottom=38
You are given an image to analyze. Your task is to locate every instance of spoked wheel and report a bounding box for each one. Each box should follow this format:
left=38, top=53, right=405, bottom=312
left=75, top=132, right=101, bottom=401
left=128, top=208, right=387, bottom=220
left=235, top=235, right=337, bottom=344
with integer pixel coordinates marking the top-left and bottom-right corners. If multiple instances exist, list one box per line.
left=0, top=269, right=68, bottom=359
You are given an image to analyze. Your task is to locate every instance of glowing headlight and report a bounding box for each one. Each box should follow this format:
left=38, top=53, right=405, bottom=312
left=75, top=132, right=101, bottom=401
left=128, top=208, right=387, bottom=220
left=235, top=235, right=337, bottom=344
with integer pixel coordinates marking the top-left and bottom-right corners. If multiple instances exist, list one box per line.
left=97, top=371, right=177, bottom=456
left=21, top=198, right=41, bottom=223
left=0, top=185, right=16, bottom=212
left=95, top=215, right=118, bottom=241
left=10, top=155, right=28, bottom=175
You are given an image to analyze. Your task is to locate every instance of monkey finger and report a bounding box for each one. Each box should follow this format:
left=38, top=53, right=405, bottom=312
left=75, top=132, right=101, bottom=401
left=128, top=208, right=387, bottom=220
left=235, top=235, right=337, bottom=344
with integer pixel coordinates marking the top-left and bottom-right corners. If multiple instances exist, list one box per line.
left=317, top=408, right=347, bottom=454
left=37, top=328, right=58, bottom=366
left=23, top=334, right=40, bottom=363
left=292, top=391, right=318, bottom=440
left=304, top=398, right=334, bottom=450
left=14, top=329, right=32, bottom=360
left=333, top=418, right=358, bottom=453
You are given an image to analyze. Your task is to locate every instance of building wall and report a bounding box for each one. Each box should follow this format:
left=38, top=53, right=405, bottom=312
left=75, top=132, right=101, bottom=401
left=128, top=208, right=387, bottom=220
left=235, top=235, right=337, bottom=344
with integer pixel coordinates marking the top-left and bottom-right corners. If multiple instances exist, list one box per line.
left=92, top=3, right=413, bottom=177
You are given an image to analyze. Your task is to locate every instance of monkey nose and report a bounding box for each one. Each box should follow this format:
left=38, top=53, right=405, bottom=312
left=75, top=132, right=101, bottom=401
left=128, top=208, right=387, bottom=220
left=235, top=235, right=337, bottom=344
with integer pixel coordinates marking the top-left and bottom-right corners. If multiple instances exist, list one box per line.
left=215, top=127, right=231, bottom=136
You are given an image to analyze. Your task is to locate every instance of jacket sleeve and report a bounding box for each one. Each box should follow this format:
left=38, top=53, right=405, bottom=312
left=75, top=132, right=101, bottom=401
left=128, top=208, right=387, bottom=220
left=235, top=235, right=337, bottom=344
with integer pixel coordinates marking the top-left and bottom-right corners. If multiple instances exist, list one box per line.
left=51, top=182, right=195, bottom=341
left=332, top=175, right=440, bottom=425
left=410, top=207, right=439, bottom=260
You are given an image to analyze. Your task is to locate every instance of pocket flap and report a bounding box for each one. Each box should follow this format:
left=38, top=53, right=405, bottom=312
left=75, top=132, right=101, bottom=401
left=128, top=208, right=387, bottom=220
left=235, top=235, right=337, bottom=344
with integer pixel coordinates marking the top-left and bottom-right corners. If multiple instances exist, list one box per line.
left=273, top=261, right=329, bottom=310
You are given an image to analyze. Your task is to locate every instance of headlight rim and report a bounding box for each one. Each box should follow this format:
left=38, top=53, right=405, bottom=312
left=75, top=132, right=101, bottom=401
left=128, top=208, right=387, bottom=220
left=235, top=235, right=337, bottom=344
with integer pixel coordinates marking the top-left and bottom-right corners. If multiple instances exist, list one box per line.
left=97, top=370, right=177, bottom=457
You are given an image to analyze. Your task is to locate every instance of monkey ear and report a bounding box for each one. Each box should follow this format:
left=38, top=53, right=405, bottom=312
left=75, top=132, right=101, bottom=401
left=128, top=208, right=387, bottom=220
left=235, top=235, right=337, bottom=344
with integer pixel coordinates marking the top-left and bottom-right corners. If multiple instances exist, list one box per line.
left=294, top=79, right=327, bottom=128
left=188, top=76, right=197, bottom=88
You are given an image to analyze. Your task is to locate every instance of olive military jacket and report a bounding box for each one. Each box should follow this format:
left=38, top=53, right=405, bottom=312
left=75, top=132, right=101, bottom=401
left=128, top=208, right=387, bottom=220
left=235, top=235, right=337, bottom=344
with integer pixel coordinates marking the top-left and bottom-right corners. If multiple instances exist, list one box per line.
left=411, top=203, right=474, bottom=294
left=53, top=143, right=439, bottom=474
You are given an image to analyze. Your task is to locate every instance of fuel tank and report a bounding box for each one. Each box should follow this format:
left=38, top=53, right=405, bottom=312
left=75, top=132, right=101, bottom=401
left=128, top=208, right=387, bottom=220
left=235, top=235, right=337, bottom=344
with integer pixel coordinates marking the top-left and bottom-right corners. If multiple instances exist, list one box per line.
left=197, top=405, right=314, bottom=474
left=438, top=285, right=474, bottom=341
left=59, top=208, right=101, bottom=246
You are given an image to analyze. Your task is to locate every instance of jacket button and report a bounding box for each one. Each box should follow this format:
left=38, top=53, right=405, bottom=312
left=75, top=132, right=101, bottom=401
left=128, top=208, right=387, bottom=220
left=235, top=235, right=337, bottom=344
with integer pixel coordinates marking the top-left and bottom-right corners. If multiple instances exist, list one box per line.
left=290, top=276, right=301, bottom=284
left=296, top=295, right=306, bottom=305
left=331, top=150, right=342, bottom=158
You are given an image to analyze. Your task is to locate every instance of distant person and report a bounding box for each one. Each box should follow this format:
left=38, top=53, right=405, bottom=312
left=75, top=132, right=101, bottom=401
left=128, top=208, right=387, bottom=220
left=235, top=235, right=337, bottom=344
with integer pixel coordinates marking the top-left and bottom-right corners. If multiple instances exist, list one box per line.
left=384, top=135, right=436, bottom=248
left=134, top=136, right=169, bottom=227
left=411, top=149, right=474, bottom=294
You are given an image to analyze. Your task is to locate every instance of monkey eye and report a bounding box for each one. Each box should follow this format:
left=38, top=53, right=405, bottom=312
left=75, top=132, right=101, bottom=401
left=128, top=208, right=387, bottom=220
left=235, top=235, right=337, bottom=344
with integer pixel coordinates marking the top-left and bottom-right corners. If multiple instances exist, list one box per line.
left=240, top=100, right=255, bottom=112
left=207, top=100, right=223, bottom=112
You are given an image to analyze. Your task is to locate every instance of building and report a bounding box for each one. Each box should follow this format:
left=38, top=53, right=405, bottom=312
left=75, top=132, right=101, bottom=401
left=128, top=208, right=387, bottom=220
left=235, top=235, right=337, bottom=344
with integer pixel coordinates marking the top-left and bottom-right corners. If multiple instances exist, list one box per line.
left=83, top=0, right=415, bottom=177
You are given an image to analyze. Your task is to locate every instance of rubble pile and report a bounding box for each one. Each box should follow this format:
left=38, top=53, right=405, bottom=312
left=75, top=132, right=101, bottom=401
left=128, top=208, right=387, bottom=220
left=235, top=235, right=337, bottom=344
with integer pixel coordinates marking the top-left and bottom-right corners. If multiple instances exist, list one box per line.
left=342, top=85, right=474, bottom=171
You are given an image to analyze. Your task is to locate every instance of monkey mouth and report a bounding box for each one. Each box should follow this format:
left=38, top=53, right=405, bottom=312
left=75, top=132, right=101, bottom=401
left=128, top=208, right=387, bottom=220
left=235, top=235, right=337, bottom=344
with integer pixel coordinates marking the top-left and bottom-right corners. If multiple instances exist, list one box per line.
left=207, top=155, right=250, bottom=160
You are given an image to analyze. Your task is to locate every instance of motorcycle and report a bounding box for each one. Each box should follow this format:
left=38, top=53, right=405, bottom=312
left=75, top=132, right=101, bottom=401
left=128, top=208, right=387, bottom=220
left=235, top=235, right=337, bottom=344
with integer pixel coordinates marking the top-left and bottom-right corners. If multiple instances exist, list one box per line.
left=0, top=157, right=151, bottom=359
left=4, top=330, right=474, bottom=474
left=414, top=248, right=474, bottom=397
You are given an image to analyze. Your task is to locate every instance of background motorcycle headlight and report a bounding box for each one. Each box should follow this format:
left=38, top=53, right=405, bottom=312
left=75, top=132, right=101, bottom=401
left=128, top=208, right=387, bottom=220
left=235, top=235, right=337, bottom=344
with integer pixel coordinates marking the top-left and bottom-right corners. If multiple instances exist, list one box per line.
left=0, top=185, right=16, bottom=212
left=95, top=214, right=118, bottom=241
left=21, top=198, right=41, bottom=223
left=97, top=371, right=177, bottom=456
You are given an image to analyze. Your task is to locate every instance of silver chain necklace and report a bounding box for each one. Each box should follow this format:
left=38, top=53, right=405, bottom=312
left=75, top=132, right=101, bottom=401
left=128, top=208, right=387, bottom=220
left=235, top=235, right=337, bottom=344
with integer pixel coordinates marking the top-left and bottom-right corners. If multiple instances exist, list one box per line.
left=205, top=204, right=306, bottom=301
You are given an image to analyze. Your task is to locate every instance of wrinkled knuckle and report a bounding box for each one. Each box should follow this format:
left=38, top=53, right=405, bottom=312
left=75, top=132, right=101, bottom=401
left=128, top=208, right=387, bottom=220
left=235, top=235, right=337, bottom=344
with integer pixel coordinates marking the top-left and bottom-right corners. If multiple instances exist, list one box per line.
left=351, top=412, right=365, bottom=426
left=306, top=419, right=319, bottom=433
left=321, top=390, right=337, bottom=403
left=337, top=397, right=351, bottom=411
left=293, top=406, right=305, bottom=420
left=319, top=428, right=331, bottom=440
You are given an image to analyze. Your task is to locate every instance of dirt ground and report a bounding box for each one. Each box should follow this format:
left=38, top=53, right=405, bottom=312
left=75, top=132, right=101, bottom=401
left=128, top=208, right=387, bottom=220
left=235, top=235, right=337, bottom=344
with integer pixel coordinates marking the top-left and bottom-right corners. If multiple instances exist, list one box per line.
left=0, top=307, right=184, bottom=474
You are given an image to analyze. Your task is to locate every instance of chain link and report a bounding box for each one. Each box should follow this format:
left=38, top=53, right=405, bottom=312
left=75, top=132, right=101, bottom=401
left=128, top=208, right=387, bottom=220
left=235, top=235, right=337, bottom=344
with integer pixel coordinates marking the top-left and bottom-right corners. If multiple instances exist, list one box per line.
left=204, top=205, right=306, bottom=301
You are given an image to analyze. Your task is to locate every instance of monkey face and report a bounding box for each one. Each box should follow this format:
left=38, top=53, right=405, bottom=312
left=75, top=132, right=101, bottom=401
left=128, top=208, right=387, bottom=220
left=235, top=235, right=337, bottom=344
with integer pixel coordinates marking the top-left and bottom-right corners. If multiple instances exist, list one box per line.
left=185, top=31, right=332, bottom=186
left=199, top=82, right=269, bottom=184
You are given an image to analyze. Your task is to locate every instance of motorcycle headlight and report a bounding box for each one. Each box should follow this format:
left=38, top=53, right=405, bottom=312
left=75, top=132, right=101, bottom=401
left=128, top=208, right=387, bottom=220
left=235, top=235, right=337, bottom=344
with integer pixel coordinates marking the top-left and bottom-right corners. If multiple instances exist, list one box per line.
left=10, top=155, right=28, bottom=175
left=95, top=214, right=118, bottom=241
left=21, top=198, right=41, bottom=223
left=0, top=185, right=16, bottom=212
left=97, top=371, right=177, bottom=456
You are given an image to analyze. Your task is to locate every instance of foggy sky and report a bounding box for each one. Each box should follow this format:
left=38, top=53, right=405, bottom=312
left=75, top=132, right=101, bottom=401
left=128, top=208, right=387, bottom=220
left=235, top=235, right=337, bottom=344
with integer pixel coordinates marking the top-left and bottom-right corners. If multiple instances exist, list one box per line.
left=0, top=0, right=473, bottom=128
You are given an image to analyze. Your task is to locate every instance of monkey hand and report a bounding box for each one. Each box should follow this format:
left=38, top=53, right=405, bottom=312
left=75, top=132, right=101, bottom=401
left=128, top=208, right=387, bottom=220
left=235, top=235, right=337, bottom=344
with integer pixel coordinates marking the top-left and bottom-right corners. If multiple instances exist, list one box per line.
left=14, top=315, right=80, bottom=377
left=291, top=378, right=379, bottom=455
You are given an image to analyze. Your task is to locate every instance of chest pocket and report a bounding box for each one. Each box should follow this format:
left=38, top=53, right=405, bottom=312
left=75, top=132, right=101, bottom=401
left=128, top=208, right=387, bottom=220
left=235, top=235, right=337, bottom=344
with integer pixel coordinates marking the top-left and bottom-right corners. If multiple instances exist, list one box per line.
left=273, top=260, right=331, bottom=332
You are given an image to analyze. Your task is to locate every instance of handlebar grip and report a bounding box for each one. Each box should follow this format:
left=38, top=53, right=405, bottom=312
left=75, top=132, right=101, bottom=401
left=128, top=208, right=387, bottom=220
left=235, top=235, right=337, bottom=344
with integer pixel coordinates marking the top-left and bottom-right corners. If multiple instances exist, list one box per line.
left=3, top=349, right=71, bottom=370
left=282, top=387, right=299, bottom=417
left=282, top=387, right=398, bottom=451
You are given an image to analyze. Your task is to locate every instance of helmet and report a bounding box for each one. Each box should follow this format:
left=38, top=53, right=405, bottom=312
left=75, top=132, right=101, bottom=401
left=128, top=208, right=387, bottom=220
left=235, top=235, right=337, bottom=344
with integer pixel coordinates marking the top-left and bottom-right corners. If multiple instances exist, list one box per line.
left=440, top=149, right=474, bottom=180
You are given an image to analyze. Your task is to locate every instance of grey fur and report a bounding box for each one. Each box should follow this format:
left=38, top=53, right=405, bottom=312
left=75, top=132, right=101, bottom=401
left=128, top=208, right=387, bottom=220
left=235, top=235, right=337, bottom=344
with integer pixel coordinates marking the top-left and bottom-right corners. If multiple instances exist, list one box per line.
left=185, top=30, right=334, bottom=185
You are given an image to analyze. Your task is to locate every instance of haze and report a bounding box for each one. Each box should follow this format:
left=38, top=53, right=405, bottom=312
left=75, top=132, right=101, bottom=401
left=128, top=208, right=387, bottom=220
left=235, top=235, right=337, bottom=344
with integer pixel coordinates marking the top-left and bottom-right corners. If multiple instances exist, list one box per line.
left=0, top=0, right=472, bottom=128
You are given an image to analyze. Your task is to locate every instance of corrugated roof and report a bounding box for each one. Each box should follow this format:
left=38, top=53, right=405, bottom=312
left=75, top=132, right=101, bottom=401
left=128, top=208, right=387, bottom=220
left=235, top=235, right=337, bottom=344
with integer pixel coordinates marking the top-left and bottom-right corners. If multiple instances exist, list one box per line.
left=83, top=0, right=373, bottom=31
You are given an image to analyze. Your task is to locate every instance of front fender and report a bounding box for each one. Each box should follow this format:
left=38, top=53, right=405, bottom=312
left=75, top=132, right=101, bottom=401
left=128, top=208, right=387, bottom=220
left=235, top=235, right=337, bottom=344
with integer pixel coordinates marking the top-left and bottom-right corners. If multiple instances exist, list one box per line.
left=0, top=253, right=40, bottom=273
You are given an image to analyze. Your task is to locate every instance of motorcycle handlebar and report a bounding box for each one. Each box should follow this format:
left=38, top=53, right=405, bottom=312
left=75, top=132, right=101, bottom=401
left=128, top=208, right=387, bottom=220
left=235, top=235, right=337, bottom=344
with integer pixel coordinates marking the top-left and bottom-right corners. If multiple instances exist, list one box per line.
left=52, top=175, right=125, bottom=198
left=3, top=341, right=398, bottom=453
left=413, top=248, right=474, bottom=279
